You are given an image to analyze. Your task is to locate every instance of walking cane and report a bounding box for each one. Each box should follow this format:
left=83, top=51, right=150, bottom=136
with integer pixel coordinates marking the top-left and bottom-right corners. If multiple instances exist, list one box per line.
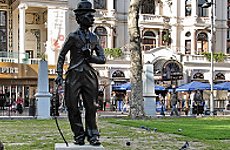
left=54, top=85, right=69, bottom=147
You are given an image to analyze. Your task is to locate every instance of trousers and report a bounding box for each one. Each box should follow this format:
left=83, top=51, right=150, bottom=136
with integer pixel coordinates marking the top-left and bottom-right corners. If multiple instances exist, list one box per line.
left=64, top=68, right=99, bottom=139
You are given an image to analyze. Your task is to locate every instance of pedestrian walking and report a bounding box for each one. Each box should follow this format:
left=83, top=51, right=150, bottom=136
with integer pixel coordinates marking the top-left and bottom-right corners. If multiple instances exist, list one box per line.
left=170, top=92, right=179, bottom=116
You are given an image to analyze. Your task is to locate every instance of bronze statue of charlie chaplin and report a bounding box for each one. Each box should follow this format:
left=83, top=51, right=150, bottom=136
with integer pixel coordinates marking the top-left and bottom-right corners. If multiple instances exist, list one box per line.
left=55, top=0, right=106, bottom=146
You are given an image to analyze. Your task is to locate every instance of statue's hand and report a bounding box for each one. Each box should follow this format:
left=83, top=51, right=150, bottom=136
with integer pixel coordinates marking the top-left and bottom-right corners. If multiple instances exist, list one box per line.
left=82, top=48, right=91, bottom=58
left=55, top=75, right=63, bottom=86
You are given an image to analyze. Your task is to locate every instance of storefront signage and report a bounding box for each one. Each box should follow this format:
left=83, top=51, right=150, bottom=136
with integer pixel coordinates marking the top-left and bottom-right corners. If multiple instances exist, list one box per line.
left=0, top=67, right=18, bottom=74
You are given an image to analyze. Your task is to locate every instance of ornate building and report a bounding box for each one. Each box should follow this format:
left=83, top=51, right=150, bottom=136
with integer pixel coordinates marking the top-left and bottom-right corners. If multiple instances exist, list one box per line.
left=0, top=0, right=229, bottom=108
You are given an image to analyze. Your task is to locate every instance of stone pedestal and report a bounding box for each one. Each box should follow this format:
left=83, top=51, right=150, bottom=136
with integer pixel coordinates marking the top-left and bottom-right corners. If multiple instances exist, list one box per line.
left=55, top=143, right=105, bottom=150
left=143, top=63, right=157, bottom=116
left=35, top=60, right=52, bottom=119
left=143, top=95, right=157, bottom=116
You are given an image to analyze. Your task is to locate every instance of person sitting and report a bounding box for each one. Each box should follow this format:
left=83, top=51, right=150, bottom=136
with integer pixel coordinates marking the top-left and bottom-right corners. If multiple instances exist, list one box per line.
left=16, top=93, right=24, bottom=114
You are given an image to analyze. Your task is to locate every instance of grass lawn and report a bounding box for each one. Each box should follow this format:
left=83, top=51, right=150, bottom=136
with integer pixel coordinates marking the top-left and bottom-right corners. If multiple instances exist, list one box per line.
left=105, top=117, right=230, bottom=149
left=0, top=117, right=229, bottom=149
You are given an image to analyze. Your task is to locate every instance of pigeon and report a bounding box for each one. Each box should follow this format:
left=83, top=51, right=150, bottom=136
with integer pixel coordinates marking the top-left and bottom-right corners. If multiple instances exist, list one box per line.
left=140, top=125, right=146, bottom=129
left=178, top=128, right=182, bottom=132
left=140, top=126, right=151, bottom=131
left=126, top=141, right=131, bottom=146
left=179, top=141, right=189, bottom=150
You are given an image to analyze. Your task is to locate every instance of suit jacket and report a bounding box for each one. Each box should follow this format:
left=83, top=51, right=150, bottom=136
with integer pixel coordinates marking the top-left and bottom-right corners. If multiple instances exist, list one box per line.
left=56, top=28, right=106, bottom=75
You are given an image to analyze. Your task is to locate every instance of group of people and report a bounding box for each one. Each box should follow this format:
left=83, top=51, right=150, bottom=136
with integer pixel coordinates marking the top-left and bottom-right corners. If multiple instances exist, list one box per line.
left=157, top=90, right=205, bottom=116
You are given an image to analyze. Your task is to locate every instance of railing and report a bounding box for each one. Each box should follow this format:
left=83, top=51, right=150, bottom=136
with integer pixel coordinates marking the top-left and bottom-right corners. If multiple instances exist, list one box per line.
left=181, top=54, right=230, bottom=63
left=0, top=51, right=42, bottom=64
left=139, top=14, right=170, bottom=24
left=28, top=58, right=41, bottom=64
left=181, top=55, right=207, bottom=62
left=95, top=9, right=116, bottom=19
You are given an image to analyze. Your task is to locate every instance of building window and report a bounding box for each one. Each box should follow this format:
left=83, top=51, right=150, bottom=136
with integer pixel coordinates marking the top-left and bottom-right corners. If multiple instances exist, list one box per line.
left=185, top=40, right=191, bottom=54
left=227, top=47, right=230, bottom=54
left=227, top=28, right=230, bottom=40
left=94, top=0, right=106, bottom=9
left=0, top=10, right=7, bottom=53
left=185, top=0, right=192, bottom=16
left=198, top=0, right=208, bottom=17
left=113, top=0, right=117, bottom=10
left=228, top=2, right=230, bottom=19
left=196, top=32, right=208, bottom=55
left=185, top=32, right=191, bottom=54
left=141, top=0, right=155, bottom=14
left=25, top=50, right=34, bottom=58
left=142, top=31, right=156, bottom=51
left=95, top=26, right=107, bottom=48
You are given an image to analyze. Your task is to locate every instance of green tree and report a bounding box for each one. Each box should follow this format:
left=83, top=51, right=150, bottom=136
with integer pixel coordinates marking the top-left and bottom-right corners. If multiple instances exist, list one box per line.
left=128, top=0, right=144, bottom=118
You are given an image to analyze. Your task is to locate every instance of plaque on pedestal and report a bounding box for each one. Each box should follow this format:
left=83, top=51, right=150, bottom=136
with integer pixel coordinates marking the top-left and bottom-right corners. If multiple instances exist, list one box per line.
left=55, top=143, right=105, bottom=150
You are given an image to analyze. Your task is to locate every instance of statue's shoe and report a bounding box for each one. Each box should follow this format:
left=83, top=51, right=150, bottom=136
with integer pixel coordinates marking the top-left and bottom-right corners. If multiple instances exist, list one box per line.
left=74, top=140, right=85, bottom=145
left=74, top=135, right=85, bottom=145
left=89, top=136, right=101, bottom=146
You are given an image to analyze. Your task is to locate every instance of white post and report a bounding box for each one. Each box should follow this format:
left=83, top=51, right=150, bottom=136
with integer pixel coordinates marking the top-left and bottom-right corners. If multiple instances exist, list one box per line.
left=35, top=60, right=52, bottom=119
left=143, top=62, right=157, bottom=116
left=18, top=3, right=27, bottom=63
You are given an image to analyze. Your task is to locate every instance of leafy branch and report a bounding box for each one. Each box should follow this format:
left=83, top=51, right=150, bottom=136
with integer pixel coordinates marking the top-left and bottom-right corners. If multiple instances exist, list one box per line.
left=202, top=52, right=226, bottom=62
left=104, top=48, right=123, bottom=58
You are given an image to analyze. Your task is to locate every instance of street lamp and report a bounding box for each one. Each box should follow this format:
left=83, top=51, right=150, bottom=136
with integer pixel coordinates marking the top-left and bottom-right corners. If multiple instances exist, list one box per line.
left=202, top=0, right=215, bottom=116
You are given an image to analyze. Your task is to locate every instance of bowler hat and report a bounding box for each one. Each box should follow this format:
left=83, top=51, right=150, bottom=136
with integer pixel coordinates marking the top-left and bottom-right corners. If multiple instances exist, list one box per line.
left=74, top=0, right=96, bottom=13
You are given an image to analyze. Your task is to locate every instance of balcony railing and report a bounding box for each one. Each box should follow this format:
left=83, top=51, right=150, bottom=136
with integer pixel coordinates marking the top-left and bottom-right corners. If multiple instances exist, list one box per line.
left=0, top=51, right=41, bottom=64
left=95, top=9, right=116, bottom=19
left=139, top=14, right=170, bottom=24
left=181, top=54, right=230, bottom=63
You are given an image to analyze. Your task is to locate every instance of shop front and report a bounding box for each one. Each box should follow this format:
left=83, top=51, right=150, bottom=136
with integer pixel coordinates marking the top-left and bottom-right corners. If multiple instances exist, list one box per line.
left=0, top=62, right=66, bottom=116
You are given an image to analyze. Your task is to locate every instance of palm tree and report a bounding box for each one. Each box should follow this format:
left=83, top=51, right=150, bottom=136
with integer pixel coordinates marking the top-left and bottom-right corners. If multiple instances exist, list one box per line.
left=128, top=0, right=144, bottom=118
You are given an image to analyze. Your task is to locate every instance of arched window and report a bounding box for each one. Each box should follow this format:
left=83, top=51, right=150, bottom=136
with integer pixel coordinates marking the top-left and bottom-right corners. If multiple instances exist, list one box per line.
left=215, top=73, right=225, bottom=80
left=112, top=70, right=125, bottom=78
left=94, top=0, right=106, bottom=9
left=196, top=32, right=208, bottom=55
left=142, top=31, right=156, bottom=51
left=95, top=26, right=107, bottom=48
left=193, top=72, right=204, bottom=80
left=0, top=10, right=7, bottom=53
left=162, top=60, right=183, bottom=80
left=141, top=0, right=155, bottom=14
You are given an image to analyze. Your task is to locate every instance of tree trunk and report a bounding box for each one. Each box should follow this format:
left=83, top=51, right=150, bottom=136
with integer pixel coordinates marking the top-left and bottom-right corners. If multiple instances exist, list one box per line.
left=128, top=0, right=144, bottom=118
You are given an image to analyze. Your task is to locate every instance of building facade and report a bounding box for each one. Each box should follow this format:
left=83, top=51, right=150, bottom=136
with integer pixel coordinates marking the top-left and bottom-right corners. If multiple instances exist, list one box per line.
left=0, top=0, right=229, bottom=108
